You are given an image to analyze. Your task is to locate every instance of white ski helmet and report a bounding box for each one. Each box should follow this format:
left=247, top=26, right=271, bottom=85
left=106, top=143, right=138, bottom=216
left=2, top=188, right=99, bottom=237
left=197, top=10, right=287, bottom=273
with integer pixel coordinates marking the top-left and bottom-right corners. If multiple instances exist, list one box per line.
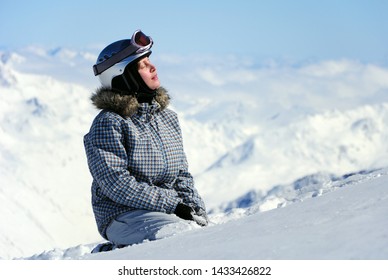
left=93, top=30, right=153, bottom=89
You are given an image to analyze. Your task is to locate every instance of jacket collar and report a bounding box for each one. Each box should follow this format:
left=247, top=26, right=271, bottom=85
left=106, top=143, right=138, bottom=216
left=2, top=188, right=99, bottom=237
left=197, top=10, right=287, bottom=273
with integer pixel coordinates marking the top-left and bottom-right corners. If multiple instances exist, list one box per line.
left=90, top=86, right=170, bottom=118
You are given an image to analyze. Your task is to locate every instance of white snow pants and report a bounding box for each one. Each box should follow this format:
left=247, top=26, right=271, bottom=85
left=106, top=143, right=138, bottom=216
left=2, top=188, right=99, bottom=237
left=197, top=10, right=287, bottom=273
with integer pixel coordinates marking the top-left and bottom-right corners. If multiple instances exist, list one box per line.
left=106, top=210, right=196, bottom=246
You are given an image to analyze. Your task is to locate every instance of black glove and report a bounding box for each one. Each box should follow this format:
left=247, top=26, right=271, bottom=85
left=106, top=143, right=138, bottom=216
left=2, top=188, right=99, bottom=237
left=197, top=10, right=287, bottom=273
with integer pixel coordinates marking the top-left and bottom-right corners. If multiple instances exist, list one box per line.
left=174, top=203, right=195, bottom=221
left=193, top=207, right=209, bottom=227
left=174, top=203, right=209, bottom=227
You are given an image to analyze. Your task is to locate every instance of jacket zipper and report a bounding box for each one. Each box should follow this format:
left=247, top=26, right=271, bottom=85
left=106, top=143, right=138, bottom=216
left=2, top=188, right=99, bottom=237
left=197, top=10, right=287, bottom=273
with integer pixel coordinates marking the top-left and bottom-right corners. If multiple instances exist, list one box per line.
left=149, top=118, right=168, bottom=180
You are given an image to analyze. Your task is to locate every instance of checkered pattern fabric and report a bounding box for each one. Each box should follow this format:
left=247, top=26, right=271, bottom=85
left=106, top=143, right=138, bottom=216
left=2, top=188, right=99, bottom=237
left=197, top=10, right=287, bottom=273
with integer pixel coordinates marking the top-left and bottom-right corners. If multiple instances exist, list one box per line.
left=84, top=102, right=206, bottom=238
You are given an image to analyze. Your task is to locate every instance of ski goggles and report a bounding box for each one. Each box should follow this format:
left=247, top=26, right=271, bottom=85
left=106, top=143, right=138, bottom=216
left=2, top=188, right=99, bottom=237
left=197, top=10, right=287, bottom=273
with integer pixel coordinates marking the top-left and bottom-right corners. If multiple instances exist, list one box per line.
left=93, top=29, right=153, bottom=76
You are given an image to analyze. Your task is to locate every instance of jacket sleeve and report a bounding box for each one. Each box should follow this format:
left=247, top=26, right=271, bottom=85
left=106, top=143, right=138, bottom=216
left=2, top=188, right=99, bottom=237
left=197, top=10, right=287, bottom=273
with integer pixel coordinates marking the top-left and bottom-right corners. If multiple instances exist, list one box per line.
left=84, top=114, right=181, bottom=213
left=172, top=115, right=207, bottom=211
left=174, top=155, right=207, bottom=211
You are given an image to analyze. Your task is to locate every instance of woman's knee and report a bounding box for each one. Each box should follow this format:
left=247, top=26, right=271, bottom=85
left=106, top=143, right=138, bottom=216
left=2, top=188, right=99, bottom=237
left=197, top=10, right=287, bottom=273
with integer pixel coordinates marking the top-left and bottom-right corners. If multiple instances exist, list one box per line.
left=106, top=210, right=189, bottom=245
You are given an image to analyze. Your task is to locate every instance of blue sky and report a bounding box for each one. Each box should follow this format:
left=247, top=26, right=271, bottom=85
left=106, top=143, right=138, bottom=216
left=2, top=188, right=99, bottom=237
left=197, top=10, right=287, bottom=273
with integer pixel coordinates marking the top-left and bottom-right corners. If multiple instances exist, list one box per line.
left=1, top=0, right=388, bottom=63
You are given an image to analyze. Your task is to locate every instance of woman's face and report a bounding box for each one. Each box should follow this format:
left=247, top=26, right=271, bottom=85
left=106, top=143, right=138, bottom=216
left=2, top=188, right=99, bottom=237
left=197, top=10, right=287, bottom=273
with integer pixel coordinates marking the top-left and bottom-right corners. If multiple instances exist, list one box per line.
left=137, top=57, right=160, bottom=90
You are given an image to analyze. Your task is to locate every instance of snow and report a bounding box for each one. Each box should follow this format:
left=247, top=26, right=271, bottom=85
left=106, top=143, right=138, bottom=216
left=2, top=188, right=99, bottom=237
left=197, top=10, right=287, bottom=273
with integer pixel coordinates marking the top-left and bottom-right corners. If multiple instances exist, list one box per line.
left=22, top=167, right=388, bottom=260
left=1, top=47, right=388, bottom=261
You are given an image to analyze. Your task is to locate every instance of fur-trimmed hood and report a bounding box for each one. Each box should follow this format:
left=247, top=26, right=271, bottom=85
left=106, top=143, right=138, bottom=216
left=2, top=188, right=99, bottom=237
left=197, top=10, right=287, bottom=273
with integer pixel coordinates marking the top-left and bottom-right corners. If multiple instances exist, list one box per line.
left=90, top=87, right=170, bottom=117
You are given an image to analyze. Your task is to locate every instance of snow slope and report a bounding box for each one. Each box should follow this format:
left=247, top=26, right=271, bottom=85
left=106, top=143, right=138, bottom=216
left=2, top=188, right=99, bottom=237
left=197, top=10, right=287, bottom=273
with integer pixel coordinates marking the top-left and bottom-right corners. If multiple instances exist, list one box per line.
left=1, top=47, right=388, bottom=259
left=25, top=167, right=388, bottom=260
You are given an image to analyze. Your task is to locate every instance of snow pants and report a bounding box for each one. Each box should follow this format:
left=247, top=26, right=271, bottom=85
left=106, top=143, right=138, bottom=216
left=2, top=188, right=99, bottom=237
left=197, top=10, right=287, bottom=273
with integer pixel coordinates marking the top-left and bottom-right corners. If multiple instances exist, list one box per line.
left=106, top=210, right=195, bottom=246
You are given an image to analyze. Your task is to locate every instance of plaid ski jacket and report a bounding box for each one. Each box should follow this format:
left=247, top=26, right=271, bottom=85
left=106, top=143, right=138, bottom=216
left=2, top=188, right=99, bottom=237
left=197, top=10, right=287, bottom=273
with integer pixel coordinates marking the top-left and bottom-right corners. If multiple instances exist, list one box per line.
left=84, top=87, right=206, bottom=238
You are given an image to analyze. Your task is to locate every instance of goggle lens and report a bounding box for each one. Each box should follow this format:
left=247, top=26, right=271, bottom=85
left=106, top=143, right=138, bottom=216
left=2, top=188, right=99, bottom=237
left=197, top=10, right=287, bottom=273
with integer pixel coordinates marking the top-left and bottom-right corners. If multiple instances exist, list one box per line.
left=134, top=30, right=151, bottom=47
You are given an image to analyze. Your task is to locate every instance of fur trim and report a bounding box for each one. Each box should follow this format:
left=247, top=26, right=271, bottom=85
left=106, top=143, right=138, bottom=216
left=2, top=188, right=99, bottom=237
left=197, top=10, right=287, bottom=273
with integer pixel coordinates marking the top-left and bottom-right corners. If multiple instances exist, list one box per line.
left=90, top=87, right=170, bottom=117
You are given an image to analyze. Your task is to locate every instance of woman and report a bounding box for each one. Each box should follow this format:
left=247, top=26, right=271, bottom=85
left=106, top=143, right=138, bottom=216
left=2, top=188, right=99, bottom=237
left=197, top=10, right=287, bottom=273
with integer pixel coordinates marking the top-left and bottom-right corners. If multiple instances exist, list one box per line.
left=84, top=30, right=208, bottom=253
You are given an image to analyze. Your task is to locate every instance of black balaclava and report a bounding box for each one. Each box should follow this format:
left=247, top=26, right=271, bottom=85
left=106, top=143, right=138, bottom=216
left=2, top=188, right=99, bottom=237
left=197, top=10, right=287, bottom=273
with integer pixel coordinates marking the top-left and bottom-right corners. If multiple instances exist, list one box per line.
left=126, top=60, right=157, bottom=103
left=110, top=53, right=157, bottom=103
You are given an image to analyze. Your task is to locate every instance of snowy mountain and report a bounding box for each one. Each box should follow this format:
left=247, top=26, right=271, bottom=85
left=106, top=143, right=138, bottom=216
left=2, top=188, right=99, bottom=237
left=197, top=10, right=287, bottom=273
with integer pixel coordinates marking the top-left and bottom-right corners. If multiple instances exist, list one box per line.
left=1, top=47, right=388, bottom=259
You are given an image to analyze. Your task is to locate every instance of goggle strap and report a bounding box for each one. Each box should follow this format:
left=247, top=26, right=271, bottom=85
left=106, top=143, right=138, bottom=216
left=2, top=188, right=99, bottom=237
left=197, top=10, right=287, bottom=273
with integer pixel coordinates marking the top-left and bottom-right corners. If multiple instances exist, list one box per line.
left=93, top=44, right=139, bottom=76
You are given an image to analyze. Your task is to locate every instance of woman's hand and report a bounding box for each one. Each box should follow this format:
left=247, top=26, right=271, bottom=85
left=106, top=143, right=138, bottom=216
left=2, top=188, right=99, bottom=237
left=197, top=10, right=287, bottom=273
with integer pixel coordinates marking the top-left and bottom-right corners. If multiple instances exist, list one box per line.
left=174, top=203, right=208, bottom=226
